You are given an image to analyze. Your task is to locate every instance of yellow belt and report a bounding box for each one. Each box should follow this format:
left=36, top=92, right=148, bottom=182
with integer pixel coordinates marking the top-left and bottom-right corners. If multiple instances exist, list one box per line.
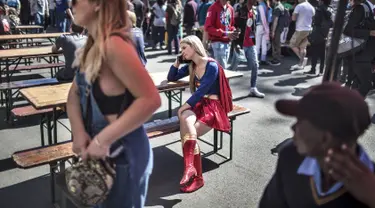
left=203, top=95, right=219, bottom=100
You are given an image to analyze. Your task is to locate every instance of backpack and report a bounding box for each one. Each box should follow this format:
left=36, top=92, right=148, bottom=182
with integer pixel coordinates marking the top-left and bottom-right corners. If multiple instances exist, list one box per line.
left=326, top=3, right=372, bottom=57
left=0, top=16, right=11, bottom=35
left=170, top=6, right=182, bottom=26
left=279, top=6, right=291, bottom=28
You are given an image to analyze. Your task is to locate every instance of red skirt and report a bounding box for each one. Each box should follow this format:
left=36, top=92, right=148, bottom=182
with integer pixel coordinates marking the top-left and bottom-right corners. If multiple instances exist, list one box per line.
left=191, top=98, right=231, bottom=133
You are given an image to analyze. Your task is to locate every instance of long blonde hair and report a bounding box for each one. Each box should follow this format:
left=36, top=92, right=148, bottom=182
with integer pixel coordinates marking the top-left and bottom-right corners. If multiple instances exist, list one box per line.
left=72, top=0, right=131, bottom=83
left=180, top=35, right=208, bottom=93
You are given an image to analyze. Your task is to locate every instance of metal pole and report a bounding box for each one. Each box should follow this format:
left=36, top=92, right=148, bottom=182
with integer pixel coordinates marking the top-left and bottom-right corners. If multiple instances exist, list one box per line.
left=322, top=0, right=349, bottom=82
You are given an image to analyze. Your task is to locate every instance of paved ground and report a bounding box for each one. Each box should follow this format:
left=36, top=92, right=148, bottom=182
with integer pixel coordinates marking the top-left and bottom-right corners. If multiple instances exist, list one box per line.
left=1, top=46, right=375, bottom=208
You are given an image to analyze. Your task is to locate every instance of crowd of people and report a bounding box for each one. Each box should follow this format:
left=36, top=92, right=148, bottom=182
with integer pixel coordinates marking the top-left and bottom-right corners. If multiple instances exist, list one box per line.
left=2, top=0, right=375, bottom=207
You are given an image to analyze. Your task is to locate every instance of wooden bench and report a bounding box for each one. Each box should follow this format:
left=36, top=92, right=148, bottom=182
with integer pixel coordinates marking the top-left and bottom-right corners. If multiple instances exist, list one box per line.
left=12, top=104, right=250, bottom=207
left=11, top=105, right=64, bottom=146
left=5, top=62, right=65, bottom=79
left=8, top=62, right=65, bottom=72
left=0, top=78, right=59, bottom=122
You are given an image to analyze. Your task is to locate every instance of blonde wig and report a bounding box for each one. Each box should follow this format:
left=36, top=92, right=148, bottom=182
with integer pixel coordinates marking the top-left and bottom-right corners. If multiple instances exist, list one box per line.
left=180, top=35, right=208, bottom=93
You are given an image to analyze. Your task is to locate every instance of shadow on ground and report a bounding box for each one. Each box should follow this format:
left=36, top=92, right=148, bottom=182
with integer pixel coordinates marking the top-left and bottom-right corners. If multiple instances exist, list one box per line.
left=0, top=145, right=218, bottom=208
left=146, top=146, right=219, bottom=208
left=274, top=75, right=316, bottom=87
left=0, top=174, right=52, bottom=208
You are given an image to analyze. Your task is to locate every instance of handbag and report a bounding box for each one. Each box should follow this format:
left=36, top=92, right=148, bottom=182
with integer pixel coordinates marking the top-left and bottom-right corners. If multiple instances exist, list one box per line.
left=326, top=3, right=371, bottom=57
left=65, top=82, right=134, bottom=206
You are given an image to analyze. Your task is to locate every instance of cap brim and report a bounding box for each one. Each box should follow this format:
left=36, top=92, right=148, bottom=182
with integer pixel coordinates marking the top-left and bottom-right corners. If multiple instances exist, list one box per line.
left=275, top=100, right=299, bottom=117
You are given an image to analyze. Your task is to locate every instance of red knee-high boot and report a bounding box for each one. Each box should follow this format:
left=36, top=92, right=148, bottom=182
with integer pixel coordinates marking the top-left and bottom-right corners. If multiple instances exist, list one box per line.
left=181, top=151, right=204, bottom=193
left=180, top=139, right=197, bottom=186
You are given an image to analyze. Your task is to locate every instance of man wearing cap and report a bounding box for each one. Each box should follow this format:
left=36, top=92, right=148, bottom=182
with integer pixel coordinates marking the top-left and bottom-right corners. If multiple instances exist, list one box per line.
left=259, top=82, right=375, bottom=208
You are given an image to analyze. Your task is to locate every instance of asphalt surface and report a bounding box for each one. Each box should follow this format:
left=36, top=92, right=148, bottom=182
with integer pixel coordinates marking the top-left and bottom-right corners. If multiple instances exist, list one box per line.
left=1, top=46, right=375, bottom=208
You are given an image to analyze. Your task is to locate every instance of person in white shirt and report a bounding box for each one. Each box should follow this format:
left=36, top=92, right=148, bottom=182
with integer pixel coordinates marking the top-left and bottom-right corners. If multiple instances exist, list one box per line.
left=289, top=0, right=315, bottom=70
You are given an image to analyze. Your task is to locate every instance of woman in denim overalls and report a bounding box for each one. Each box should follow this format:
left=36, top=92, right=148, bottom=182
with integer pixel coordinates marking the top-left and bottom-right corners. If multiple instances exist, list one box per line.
left=67, top=0, right=161, bottom=207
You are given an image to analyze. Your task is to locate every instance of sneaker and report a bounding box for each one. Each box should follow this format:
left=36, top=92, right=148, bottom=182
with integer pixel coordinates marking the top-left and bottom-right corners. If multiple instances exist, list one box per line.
left=301, top=57, right=308, bottom=68
left=249, top=88, right=265, bottom=98
left=269, top=60, right=281, bottom=66
left=291, top=64, right=303, bottom=70
left=305, top=69, right=316, bottom=75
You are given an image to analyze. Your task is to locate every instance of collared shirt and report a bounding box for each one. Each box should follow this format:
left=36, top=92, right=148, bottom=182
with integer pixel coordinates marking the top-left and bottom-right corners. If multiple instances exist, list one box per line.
left=367, top=0, right=374, bottom=11
left=297, top=145, right=374, bottom=197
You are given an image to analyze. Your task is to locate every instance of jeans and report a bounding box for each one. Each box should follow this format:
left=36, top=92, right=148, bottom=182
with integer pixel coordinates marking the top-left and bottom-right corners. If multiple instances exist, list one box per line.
left=56, top=11, right=66, bottom=32
left=256, top=25, right=269, bottom=61
left=34, top=13, right=44, bottom=33
left=211, top=42, right=230, bottom=69
left=245, top=46, right=259, bottom=88
left=66, top=18, right=72, bottom=32
left=49, top=9, right=55, bottom=27
left=272, top=30, right=282, bottom=61
left=167, top=25, right=179, bottom=54
left=152, top=26, right=165, bottom=48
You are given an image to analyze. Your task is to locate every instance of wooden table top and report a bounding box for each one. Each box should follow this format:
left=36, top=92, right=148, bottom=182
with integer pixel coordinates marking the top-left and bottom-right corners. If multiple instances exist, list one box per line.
left=20, top=70, right=243, bottom=110
left=0, top=46, right=62, bottom=59
left=0, top=33, right=68, bottom=41
left=16, top=25, right=44, bottom=29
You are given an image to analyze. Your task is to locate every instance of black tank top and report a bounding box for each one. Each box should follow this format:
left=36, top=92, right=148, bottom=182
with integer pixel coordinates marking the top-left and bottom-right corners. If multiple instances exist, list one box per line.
left=93, top=32, right=135, bottom=115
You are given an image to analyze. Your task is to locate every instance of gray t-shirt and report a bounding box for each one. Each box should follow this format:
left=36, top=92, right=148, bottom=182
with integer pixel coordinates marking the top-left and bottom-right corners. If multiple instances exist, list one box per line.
left=273, top=2, right=286, bottom=32
left=55, top=33, right=87, bottom=80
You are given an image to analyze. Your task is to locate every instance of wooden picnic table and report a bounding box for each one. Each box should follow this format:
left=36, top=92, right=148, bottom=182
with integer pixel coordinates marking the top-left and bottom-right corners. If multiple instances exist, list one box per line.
left=15, top=25, right=44, bottom=30
left=0, top=33, right=68, bottom=42
left=0, top=46, right=62, bottom=82
left=20, top=70, right=243, bottom=145
left=0, top=33, right=68, bottom=49
left=15, top=25, right=45, bottom=34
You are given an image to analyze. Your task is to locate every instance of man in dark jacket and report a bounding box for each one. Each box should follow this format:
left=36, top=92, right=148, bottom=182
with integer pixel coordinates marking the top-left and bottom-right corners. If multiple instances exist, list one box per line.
left=343, top=0, right=375, bottom=97
left=183, top=0, right=197, bottom=35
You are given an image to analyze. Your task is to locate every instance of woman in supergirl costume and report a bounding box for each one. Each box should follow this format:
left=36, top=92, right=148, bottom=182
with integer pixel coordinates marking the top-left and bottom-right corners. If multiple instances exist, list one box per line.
left=167, top=35, right=233, bottom=193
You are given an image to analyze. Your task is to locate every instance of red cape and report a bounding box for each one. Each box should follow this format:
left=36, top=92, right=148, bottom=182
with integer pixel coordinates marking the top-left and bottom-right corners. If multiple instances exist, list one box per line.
left=208, top=58, right=233, bottom=113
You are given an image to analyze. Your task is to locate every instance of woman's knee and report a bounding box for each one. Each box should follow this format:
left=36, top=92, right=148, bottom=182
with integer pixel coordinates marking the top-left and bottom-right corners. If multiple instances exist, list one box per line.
left=179, top=110, right=196, bottom=124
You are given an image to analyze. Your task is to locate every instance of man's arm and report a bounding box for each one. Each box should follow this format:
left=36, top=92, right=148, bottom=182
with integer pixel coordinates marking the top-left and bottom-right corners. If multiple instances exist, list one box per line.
left=204, top=6, right=223, bottom=37
left=52, top=35, right=64, bottom=53
left=292, top=5, right=299, bottom=21
left=66, top=0, right=74, bottom=20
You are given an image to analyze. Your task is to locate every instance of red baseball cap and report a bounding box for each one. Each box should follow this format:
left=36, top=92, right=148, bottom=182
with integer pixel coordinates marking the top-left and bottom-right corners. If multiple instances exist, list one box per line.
left=275, top=82, right=371, bottom=140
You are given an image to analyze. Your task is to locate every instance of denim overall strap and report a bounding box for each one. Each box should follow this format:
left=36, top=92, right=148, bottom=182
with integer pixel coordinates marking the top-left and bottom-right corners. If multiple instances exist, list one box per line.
left=75, top=71, right=152, bottom=208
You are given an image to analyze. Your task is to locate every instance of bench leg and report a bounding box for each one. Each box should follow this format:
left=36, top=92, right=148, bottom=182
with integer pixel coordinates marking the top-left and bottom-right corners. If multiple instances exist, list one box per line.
left=47, top=113, right=53, bottom=145
left=213, top=129, right=218, bottom=153
left=218, top=131, right=223, bottom=150
left=229, top=120, right=234, bottom=161
left=50, top=162, right=57, bottom=205
left=40, top=115, right=45, bottom=146
left=53, top=108, right=58, bottom=144
left=167, top=91, right=172, bottom=118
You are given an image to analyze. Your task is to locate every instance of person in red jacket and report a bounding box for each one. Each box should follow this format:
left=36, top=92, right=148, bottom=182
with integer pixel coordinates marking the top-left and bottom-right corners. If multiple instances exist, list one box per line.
left=204, top=0, right=239, bottom=69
